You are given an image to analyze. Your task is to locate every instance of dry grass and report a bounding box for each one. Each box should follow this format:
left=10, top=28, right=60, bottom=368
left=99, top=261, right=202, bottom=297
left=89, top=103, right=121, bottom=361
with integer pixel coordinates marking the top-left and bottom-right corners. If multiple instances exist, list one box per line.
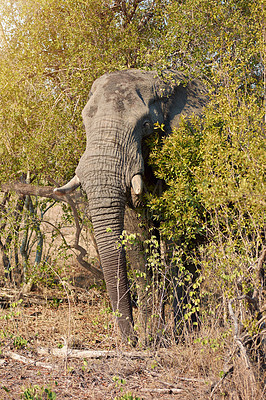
left=0, top=278, right=265, bottom=400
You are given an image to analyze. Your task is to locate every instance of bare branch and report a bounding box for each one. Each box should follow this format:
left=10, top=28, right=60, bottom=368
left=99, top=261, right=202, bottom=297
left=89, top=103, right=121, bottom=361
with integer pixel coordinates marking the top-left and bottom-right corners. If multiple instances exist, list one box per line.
left=1, top=181, right=103, bottom=279
left=63, top=194, right=103, bottom=280
left=138, top=10, right=154, bottom=31
left=0, top=192, right=25, bottom=278
left=257, top=246, right=266, bottom=274
left=0, top=192, right=11, bottom=232
left=141, top=388, right=183, bottom=394
left=228, top=300, right=257, bottom=387
left=0, top=182, right=64, bottom=202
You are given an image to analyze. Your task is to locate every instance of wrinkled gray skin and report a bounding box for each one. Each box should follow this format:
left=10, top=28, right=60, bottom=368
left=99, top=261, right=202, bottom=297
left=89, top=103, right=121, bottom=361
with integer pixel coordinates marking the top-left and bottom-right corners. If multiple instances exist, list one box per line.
left=55, top=69, right=207, bottom=342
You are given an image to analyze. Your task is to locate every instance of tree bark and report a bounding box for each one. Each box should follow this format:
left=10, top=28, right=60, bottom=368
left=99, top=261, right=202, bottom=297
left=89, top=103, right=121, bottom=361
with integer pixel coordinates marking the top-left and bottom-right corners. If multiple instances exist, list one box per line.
left=1, top=182, right=65, bottom=201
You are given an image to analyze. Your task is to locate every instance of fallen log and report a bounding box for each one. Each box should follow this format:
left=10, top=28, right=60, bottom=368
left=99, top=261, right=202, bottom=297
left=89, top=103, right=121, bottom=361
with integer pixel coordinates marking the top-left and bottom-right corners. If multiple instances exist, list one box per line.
left=2, top=350, right=54, bottom=370
left=37, top=347, right=152, bottom=359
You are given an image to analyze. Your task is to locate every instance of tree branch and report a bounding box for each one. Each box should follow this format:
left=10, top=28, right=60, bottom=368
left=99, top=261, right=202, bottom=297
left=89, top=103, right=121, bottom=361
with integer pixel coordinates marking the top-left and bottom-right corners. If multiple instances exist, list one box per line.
left=0, top=182, right=65, bottom=202
left=0, top=181, right=104, bottom=279
left=228, top=300, right=257, bottom=387
left=63, top=194, right=103, bottom=280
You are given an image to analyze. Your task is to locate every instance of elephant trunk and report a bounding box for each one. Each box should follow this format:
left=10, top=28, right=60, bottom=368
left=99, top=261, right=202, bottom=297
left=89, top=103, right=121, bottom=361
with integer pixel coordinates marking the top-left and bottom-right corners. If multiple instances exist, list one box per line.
left=90, top=194, right=135, bottom=340
left=75, top=118, right=143, bottom=342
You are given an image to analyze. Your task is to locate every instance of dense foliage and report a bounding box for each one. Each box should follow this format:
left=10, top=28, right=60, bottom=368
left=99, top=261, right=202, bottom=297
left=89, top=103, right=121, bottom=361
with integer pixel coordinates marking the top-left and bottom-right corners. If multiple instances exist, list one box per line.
left=145, top=1, right=265, bottom=348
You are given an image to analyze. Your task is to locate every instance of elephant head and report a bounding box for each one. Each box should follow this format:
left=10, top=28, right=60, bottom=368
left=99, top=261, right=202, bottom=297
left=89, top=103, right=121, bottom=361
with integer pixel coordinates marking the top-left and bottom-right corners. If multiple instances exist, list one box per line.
left=55, top=69, right=207, bottom=342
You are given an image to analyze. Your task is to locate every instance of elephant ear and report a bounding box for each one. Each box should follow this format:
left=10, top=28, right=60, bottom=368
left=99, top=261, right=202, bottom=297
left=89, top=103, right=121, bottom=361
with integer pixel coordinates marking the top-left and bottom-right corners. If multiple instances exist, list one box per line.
left=156, top=71, right=208, bottom=133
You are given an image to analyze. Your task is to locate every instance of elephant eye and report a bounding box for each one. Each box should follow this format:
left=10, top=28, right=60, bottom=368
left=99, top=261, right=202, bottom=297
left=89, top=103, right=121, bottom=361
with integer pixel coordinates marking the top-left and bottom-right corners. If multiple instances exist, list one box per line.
left=142, top=120, right=153, bottom=136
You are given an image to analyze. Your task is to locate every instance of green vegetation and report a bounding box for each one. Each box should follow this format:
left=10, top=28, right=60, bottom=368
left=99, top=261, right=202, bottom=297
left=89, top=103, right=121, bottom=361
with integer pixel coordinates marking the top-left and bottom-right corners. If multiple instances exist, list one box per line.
left=147, top=0, right=265, bottom=336
left=114, top=394, right=143, bottom=400
left=113, top=376, right=143, bottom=400
left=21, top=385, right=56, bottom=400
left=0, top=0, right=166, bottom=285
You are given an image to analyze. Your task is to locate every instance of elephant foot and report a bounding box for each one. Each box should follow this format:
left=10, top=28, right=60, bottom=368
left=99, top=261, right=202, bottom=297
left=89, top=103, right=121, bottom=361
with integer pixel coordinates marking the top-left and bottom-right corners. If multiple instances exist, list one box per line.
left=117, top=317, right=137, bottom=346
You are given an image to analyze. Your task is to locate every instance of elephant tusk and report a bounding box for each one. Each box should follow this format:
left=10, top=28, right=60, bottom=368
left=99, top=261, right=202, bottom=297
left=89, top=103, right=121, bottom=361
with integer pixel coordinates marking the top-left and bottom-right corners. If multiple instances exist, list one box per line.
left=54, top=175, right=81, bottom=195
left=131, top=174, right=143, bottom=195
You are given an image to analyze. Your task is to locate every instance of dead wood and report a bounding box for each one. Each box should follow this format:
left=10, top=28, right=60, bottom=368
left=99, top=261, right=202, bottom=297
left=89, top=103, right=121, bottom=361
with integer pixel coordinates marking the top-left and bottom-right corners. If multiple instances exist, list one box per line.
left=0, top=182, right=64, bottom=202
left=148, top=369, right=206, bottom=383
left=0, top=288, right=82, bottom=308
left=0, top=192, right=25, bottom=280
left=2, top=350, right=54, bottom=370
left=37, top=346, right=152, bottom=359
left=210, top=364, right=235, bottom=398
left=140, top=388, right=183, bottom=394
left=64, top=193, right=103, bottom=280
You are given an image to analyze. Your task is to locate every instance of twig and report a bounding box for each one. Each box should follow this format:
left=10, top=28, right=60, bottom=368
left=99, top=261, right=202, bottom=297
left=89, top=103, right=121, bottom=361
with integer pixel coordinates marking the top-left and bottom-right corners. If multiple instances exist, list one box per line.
left=228, top=300, right=240, bottom=337
left=0, top=182, right=64, bottom=202
left=174, top=376, right=207, bottom=383
left=0, top=180, right=103, bottom=279
left=210, top=363, right=234, bottom=398
left=211, top=299, right=259, bottom=398
left=252, top=246, right=266, bottom=309
left=141, top=388, right=183, bottom=394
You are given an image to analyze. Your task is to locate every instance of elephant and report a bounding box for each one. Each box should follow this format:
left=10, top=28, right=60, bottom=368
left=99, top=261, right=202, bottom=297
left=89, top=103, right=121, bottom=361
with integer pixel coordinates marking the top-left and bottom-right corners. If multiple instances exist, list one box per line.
left=54, top=69, right=207, bottom=343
